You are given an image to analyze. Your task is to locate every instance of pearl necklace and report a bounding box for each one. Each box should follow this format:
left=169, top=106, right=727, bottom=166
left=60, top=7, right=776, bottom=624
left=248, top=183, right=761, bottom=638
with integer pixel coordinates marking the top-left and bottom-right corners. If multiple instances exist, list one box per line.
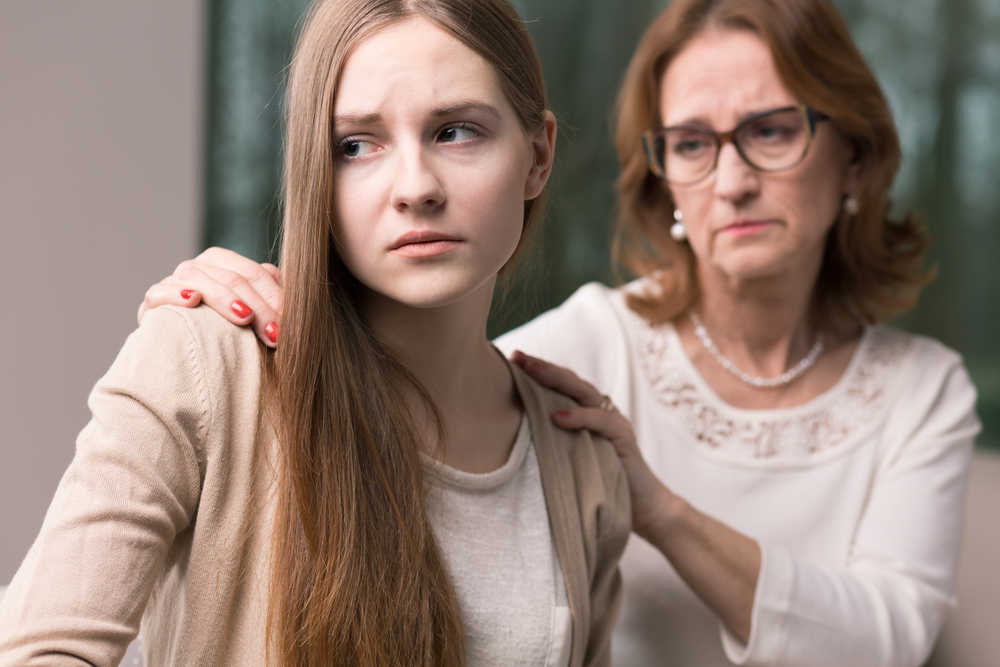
left=689, top=311, right=825, bottom=389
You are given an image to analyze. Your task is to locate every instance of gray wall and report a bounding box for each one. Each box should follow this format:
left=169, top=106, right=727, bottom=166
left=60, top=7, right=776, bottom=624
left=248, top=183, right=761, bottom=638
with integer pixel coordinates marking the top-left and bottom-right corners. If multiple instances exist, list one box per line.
left=0, top=1, right=203, bottom=583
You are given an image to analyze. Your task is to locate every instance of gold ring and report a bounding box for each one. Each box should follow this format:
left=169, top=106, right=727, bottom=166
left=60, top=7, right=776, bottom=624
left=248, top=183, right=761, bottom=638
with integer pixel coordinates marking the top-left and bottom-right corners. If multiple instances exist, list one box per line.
left=598, top=395, right=616, bottom=413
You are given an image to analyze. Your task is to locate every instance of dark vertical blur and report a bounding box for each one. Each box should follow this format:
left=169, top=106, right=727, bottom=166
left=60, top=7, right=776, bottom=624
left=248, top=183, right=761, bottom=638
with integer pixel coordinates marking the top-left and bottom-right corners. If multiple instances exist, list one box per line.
left=202, top=0, right=1000, bottom=447
left=202, top=0, right=309, bottom=260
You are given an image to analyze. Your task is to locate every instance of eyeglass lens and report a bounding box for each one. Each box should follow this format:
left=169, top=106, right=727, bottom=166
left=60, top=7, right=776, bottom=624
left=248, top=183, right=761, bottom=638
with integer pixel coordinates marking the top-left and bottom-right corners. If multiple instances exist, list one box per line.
left=653, top=107, right=812, bottom=185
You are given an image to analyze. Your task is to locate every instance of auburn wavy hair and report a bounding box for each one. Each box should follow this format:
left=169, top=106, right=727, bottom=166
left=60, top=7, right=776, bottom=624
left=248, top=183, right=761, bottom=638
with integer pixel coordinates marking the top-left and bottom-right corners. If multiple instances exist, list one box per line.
left=613, top=0, right=931, bottom=332
left=263, top=0, right=548, bottom=665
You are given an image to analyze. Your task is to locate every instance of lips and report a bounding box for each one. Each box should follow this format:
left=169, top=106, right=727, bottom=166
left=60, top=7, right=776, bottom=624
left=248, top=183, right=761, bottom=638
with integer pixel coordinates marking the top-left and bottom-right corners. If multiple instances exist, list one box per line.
left=389, top=230, right=463, bottom=258
left=390, top=230, right=462, bottom=250
left=719, top=219, right=773, bottom=236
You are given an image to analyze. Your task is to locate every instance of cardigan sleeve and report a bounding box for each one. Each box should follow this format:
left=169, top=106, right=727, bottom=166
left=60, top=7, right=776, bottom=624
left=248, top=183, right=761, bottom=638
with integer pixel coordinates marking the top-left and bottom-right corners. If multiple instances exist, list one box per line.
left=0, top=308, right=214, bottom=667
left=722, top=343, right=979, bottom=667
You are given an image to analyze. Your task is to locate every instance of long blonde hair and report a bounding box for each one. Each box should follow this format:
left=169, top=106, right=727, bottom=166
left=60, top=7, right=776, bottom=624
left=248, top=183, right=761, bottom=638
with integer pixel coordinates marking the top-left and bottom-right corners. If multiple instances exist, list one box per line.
left=265, top=1, right=548, bottom=665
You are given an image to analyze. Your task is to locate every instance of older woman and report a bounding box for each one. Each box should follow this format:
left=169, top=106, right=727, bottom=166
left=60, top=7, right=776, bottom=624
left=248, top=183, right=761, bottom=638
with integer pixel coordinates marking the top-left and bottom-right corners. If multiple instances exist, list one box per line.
left=140, top=0, right=978, bottom=665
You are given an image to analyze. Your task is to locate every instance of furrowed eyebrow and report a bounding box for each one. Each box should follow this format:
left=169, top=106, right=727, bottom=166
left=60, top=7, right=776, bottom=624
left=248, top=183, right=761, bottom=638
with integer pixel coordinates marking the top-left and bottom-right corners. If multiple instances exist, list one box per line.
left=668, top=106, right=793, bottom=130
left=333, top=103, right=501, bottom=129
left=431, top=102, right=501, bottom=119
left=333, top=112, right=382, bottom=127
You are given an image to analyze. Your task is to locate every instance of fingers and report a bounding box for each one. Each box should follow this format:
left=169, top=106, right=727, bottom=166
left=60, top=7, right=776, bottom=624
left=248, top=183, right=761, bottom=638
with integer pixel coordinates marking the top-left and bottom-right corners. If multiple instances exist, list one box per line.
left=137, top=248, right=283, bottom=348
left=186, top=248, right=283, bottom=318
left=552, top=407, right=641, bottom=466
left=552, top=405, right=667, bottom=538
left=260, top=262, right=281, bottom=283
left=138, top=280, right=203, bottom=325
left=139, top=264, right=260, bottom=333
left=510, top=351, right=605, bottom=408
left=194, top=248, right=283, bottom=308
left=181, top=265, right=281, bottom=344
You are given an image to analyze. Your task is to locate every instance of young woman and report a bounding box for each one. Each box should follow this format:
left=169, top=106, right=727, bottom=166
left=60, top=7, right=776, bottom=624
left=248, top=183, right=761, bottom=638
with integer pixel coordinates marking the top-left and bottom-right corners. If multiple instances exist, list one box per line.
left=0, top=1, right=630, bottom=666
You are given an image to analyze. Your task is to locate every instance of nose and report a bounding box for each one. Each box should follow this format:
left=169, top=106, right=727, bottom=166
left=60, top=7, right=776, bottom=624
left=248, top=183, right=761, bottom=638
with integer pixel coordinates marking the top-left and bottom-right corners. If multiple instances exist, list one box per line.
left=713, top=141, right=759, bottom=203
left=389, top=144, right=445, bottom=213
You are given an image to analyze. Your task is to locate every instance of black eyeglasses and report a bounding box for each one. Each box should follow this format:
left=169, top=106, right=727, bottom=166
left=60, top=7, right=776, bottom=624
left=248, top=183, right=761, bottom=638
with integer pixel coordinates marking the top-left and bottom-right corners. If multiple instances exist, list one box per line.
left=642, top=105, right=828, bottom=185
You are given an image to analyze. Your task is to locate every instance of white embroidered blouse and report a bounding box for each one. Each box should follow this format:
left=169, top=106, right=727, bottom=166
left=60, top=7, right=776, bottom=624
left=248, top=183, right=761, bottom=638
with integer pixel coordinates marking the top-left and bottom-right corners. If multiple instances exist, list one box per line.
left=496, top=281, right=980, bottom=667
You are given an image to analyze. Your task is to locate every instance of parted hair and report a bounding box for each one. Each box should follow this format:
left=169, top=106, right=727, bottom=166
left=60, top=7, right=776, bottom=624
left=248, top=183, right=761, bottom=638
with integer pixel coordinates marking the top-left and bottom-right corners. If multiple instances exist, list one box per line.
left=613, top=0, right=931, bottom=332
left=265, top=0, right=548, bottom=665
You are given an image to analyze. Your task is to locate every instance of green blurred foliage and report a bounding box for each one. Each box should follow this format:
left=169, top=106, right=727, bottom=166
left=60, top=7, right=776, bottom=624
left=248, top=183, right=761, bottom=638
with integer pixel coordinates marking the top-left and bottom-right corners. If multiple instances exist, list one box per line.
left=202, top=0, right=1000, bottom=447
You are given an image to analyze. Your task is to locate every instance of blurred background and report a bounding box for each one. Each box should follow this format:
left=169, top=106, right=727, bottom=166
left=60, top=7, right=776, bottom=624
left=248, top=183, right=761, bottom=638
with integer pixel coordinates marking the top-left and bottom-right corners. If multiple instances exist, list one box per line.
left=1, top=0, right=997, bottom=662
left=202, top=0, right=1000, bottom=444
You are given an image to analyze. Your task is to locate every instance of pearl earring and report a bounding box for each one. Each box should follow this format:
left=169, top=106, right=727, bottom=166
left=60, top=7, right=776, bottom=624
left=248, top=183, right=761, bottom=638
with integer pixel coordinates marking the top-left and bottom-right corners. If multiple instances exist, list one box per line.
left=670, top=209, right=687, bottom=241
left=844, top=184, right=859, bottom=215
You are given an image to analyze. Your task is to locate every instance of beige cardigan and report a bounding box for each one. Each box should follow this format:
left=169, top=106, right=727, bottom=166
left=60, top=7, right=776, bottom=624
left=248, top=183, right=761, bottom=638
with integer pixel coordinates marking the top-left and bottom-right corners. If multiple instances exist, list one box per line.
left=0, top=306, right=631, bottom=667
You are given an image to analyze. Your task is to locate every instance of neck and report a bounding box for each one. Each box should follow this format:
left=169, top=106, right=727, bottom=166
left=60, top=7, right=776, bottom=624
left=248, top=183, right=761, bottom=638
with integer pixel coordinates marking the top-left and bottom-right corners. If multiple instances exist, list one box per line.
left=694, top=255, right=821, bottom=376
left=360, top=277, right=521, bottom=471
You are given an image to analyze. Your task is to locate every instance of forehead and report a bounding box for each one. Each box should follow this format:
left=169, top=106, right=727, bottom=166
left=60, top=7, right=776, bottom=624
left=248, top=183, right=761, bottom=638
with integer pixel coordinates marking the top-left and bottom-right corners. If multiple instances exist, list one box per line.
left=335, top=16, right=505, bottom=117
left=659, top=28, right=798, bottom=126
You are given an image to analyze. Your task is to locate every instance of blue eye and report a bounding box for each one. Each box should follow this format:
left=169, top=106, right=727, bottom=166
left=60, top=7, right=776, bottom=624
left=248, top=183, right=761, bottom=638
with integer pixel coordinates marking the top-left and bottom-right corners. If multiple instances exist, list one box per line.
left=337, top=138, right=377, bottom=158
left=438, top=124, right=479, bottom=143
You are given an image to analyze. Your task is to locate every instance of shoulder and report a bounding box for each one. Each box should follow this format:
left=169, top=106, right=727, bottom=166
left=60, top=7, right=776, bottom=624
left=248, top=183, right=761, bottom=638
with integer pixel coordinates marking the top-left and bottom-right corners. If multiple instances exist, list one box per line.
left=510, top=358, right=622, bottom=475
left=866, top=324, right=960, bottom=369
left=893, top=327, right=966, bottom=374
left=868, top=325, right=975, bottom=407
left=136, top=304, right=262, bottom=370
left=868, top=325, right=980, bottom=458
left=509, top=360, right=630, bottom=538
left=100, top=306, right=266, bottom=461
left=131, top=305, right=263, bottom=392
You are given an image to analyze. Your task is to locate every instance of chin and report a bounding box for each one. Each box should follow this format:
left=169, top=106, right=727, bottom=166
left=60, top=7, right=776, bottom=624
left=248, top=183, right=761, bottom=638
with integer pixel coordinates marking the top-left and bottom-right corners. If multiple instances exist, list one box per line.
left=384, top=277, right=494, bottom=310
left=713, top=252, right=793, bottom=283
left=400, top=292, right=472, bottom=309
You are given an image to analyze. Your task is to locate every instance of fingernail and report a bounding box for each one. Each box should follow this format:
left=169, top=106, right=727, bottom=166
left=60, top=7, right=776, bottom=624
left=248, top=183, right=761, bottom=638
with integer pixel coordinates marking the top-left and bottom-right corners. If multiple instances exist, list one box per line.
left=265, top=322, right=279, bottom=344
left=231, top=300, right=253, bottom=319
left=555, top=411, right=571, bottom=418
left=180, top=289, right=194, bottom=300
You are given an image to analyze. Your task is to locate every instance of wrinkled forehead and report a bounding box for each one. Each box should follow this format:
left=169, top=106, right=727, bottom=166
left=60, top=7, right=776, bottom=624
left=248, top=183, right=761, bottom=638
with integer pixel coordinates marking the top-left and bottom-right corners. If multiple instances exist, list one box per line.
left=334, top=16, right=506, bottom=120
left=659, top=28, right=797, bottom=128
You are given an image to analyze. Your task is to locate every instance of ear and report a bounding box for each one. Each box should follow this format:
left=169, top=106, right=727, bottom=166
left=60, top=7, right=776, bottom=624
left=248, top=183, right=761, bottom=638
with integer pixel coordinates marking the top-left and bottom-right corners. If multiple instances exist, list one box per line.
left=524, top=110, right=557, bottom=200
left=840, top=140, right=863, bottom=196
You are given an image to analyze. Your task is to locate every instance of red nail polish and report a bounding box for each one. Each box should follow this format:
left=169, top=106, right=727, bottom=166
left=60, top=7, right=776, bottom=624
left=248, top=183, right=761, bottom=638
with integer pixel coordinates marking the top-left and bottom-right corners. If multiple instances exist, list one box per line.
left=180, top=289, right=194, bottom=300
left=231, top=300, right=252, bottom=319
left=265, top=322, right=278, bottom=344
left=555, top=411, right=571, bottom=418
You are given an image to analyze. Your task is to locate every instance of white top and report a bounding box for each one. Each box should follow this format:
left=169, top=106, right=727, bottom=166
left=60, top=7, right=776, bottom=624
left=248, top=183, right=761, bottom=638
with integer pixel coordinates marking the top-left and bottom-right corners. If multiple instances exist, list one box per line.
left=496, top=282, right=980, bottom=667
left=423, top=415, right=572, bottom=667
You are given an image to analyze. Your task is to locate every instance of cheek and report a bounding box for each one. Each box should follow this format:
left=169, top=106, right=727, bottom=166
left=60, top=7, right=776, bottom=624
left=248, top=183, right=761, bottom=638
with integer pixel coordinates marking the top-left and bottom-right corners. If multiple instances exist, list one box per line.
left=785, top=134, right=852, bottom=236
left=458, top=155, right=529, bottom=259
left=332, top=175, right=384, bottom=274
left=782, top=164, right=844, bottom=238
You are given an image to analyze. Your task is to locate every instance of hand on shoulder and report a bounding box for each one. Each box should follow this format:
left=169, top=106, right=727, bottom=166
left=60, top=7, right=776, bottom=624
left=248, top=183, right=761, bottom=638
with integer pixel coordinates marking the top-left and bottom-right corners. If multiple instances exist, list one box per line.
left=138, top=247, right=282, bottom=348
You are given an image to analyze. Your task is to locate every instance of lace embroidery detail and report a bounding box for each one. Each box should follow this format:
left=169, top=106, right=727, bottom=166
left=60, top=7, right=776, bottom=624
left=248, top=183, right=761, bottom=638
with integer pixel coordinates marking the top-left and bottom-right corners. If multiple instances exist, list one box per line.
left=633, top=318, right=911, bottom=461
